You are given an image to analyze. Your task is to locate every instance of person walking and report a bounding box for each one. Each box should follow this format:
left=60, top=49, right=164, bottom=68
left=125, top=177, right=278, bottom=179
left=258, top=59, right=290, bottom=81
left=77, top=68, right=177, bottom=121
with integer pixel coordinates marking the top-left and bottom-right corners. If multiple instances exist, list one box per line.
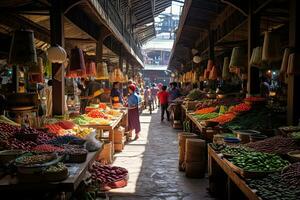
left=127, top=84, right=141, bottom=140
left=150, top=83, right=159, bottom=108
left=143, top=86, right=151, bottom=111
left=157, top=86, right=170, bottom=122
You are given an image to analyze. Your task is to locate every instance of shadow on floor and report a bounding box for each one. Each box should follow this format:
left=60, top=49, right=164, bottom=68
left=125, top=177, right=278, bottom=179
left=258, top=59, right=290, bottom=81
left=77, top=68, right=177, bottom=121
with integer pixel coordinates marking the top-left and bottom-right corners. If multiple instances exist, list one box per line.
left=109, top=108, right=215, bottom=200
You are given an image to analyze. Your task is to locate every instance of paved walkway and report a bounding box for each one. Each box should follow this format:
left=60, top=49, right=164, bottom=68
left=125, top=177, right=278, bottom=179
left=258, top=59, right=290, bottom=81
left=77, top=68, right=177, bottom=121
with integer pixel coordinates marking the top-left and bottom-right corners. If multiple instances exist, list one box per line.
left=109, top=109, right=215, bottom=200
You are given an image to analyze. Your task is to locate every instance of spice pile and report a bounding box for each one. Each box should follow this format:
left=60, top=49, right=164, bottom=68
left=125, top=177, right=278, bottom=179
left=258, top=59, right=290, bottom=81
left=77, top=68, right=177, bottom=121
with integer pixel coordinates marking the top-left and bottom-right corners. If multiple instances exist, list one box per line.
left=245, top=136, right=300, bottom=155
left=281, top=162, right=300, bottom=187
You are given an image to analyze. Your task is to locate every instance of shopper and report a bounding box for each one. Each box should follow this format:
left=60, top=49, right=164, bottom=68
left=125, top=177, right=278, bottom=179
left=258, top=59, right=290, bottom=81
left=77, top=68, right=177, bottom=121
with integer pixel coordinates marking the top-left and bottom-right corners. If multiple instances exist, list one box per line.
left=150, top=83, right=159, bottom=108
left=157, top=86, right=170, bottom=122
left=110, top=82, right=123, bottom=106
left=127, top=84, right=141, bottom=140
left=260, top=76, right=270, bottom=98
left=144, top=86, right=151, bottom=110
left=168, top=82, right=181, bottom=102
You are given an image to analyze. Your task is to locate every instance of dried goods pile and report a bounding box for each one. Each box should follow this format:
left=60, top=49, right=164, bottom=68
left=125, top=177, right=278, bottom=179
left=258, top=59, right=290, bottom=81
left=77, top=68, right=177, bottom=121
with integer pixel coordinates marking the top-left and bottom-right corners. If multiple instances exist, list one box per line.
left=281, top=162, right=300, bottom=187
left=245, top=136, right=300, bottom=155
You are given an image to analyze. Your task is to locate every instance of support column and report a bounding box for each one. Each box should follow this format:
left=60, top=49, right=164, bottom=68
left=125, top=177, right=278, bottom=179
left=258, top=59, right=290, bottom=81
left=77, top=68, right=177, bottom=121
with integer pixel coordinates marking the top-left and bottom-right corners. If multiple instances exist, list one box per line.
left=247, top=0, right=260, bottom=95
left=50, top=0, right=65, bottom=115
left=287, top=0, right=300, bottom=125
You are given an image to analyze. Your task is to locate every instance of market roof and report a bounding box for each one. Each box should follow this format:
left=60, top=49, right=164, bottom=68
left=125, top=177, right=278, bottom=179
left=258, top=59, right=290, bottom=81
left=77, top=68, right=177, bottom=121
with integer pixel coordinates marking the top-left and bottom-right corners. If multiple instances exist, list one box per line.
left=168, top=0, right=289, bottom=71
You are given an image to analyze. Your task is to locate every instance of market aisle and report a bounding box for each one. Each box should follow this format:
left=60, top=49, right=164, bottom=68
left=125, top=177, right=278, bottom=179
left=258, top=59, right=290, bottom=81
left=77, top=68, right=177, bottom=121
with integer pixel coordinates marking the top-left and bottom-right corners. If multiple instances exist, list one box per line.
left=109, top=108, right=214, bottom=200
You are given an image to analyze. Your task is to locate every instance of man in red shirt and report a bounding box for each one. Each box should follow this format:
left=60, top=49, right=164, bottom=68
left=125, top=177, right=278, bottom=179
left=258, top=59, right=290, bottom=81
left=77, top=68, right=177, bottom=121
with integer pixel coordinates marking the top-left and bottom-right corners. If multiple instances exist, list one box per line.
left=157, top=86, right=170, bottom=122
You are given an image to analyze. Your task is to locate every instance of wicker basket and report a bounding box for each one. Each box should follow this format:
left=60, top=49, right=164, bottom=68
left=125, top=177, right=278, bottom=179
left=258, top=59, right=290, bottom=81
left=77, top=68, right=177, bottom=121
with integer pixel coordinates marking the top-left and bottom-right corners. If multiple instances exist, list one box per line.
left=178, top=132, right=199, bottom=171
left=185, top=139, right=206, bottom=163
left=65, top=149, right=88, bottom=163
left=44, top=167, right=69, bottom=182
left=185, top=162, right=205, bottom=178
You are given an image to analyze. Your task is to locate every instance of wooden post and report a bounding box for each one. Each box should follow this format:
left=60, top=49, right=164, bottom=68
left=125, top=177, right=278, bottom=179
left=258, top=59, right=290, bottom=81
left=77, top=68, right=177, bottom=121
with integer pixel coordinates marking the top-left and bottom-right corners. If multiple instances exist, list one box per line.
left=96, top=32, right=103, bottom=63
left=287, top=0, right=300, bottom=125
left=247, top=0, right=260, bottom=95
left=50, top=0, right=65, bottom=115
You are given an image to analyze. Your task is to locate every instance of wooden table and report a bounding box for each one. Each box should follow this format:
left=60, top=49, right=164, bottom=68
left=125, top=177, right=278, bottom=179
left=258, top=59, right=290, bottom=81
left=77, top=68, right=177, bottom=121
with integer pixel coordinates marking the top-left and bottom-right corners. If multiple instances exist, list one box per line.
left=0, top=150, right=101, bottom=196
left=81, top=110, right=128, bottom=154
left=208, top=145, right=260, bottom=200
left=185, top=112, right=221, bottom=141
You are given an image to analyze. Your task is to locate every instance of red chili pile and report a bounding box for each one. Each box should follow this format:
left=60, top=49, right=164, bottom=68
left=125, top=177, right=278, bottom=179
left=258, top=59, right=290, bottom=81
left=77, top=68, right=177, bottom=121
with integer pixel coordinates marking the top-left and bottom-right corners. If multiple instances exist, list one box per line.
left=45, top=124, right=64, bottom=136
left=230, top=103, right=251, bottom=113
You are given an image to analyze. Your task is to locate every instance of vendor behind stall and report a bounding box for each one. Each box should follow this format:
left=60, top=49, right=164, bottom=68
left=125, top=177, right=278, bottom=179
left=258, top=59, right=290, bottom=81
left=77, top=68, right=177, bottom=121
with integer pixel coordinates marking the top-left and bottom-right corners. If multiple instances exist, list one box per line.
left=168, top=82, right=181, bottom=102
left=110, top=82, right=123, bottom=107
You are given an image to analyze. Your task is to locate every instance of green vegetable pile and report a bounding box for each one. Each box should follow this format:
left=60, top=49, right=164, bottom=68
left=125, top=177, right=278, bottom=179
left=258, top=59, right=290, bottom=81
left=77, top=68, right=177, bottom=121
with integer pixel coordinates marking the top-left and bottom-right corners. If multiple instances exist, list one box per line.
left=221, top=145, right=253, bottom=157
left=73, top=116, right=89, bottom=125
left=223, top=108, right=285, bottom=130
left=247, top=173, right=300, bottom=200
left=186, top=89, right=204, bottom=101
left=230, top=151, right=289, bottom=172
left=291, top=131, right=300, bottom=140
left=192, top=112, right=219, bottom=121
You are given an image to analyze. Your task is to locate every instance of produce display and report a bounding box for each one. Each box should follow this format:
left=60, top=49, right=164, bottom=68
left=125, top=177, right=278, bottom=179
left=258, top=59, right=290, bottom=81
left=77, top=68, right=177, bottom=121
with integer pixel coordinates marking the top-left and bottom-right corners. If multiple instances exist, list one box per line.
left=229, top=103, right=251, bottom=113
left=229, top=151, right=289, bottom=172
left=48, top=135, right=85, bottom=146
left=193, top=107, right=217, bottom=115
left=15, top=153, right=57, bottom=166
left=291, top=131, right=300, bottom=140
left=73, top=115, right=111, bottom=126
left=244, top=96, right=266, bottom=102
left=221, top=145, right=252, bottom=157
left=89, top=162, right=128, bottom=184
left=192, top=112, right=219, bottom=121
left=281, top=162, right=300, bottom=187
left=87, top=109, right=108, bottom=119
left=245, top=136, right=300, bottom=155
left=247, top=173, right=299, bottom=200
left=222, top=108, right=285, bottom=130
left=186, top=89, right=204, bottom=101
left=56, top=120, right=75, bottom=129
left=44, top=124, right=65, bottom=135
left=195, top=98, right=242, bottom=110
left=210, top=113, right=236, bottom=125
left=45, top=162, right=67, bottom=173
left=32, top=144, right=64, bottom=153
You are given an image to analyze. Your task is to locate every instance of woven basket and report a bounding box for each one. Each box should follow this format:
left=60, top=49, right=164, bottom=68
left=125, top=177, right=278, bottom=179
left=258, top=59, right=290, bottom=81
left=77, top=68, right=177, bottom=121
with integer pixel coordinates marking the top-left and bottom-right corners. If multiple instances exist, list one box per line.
left=44, top=167, right=69, bottom=182
left=185, top=162, right=206, bottom=178
left=185, top=139, right=206, bottom=163
left=65, top=149, right=88, bottom=163
left=178, top=133, right=198, bottom=171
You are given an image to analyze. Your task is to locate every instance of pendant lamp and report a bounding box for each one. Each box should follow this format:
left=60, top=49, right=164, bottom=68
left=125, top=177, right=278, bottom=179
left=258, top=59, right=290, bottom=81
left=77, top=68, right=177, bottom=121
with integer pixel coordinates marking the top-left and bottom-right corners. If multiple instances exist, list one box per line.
left=95, top=62, right=109, bottom=80
left=85, top=60, right=96, bottom=76
left=47, top=45, right=67, bottom=64
left=222, top=57, right=230, bottom=80
left=249, top=47, right=262, bottom=67
left=209, top=66, right=218, bottom=80
left=280, top=48, right=290, bottom=74
left=70, top=47, right=85, bottom=71
left=229, top=47, right=246, bottom=72
left=9, top=29, right=37, bottom=65
left=207, top=60, right=213, bottom=71
left=262, top=31, right=281, bottom=63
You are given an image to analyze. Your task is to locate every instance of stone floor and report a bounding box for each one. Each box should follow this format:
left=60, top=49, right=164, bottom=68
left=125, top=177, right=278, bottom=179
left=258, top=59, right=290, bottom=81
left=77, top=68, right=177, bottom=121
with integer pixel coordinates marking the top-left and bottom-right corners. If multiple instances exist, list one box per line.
left=109, top=108, right=215, bottom=200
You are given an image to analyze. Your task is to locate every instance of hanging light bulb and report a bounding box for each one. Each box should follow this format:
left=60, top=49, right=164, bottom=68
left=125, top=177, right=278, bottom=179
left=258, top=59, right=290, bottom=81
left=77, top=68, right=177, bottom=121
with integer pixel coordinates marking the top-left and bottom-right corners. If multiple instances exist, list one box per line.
left=193, top=55, right=201, bottom=63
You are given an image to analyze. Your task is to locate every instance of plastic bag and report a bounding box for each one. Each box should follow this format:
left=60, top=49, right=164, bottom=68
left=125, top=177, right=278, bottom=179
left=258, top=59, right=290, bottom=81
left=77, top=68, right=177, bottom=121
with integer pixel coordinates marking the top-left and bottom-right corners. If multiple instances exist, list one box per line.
left=85, top=131, right=102, bottom=152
